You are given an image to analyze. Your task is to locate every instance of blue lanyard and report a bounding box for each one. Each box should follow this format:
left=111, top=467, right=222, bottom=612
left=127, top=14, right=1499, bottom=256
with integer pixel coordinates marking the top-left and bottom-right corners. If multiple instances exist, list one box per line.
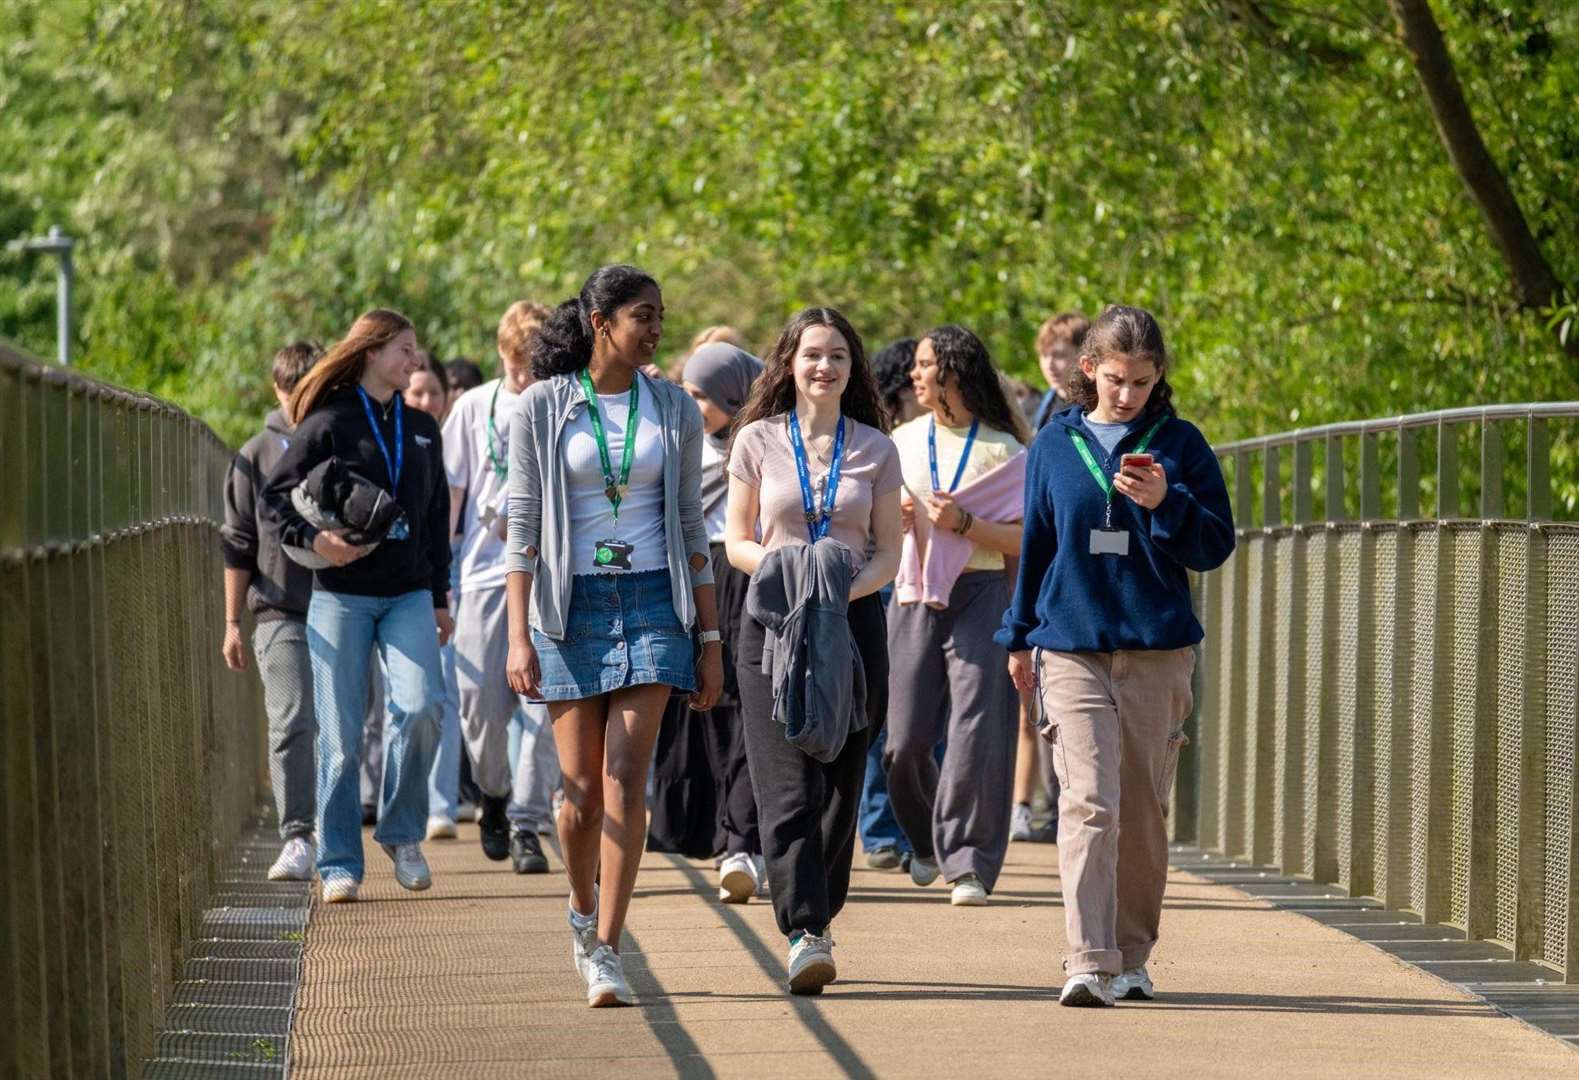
left=928, top=417, right=979, bottom=493
left=356, top=386, right=403, bottom=491
left=787, top=411, right=846, bottom=542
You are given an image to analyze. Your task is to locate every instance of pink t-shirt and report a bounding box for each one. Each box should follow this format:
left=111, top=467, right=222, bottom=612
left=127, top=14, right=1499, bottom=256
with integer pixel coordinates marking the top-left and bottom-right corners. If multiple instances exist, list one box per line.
left=729, top=415, right=902, bottom=569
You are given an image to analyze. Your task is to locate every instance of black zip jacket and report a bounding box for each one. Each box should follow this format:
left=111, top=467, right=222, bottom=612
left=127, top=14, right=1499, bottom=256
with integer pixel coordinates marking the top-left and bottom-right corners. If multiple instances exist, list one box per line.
left=221, top=409, right=314, bottom=620
left=261, top=387, right=451, bottom=608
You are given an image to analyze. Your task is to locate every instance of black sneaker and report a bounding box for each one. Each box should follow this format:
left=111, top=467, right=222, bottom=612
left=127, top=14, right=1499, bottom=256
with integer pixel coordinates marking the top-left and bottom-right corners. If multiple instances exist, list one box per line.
left=479, top=795, right=510, bottom=861
left=510, top=828, right=549, bottom=874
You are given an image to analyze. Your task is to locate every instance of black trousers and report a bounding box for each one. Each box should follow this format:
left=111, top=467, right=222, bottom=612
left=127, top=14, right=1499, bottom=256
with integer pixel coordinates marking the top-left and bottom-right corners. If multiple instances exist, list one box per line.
left=738, top=592, right=888, bottom=938
left=648, top=545, right=760, bottom=858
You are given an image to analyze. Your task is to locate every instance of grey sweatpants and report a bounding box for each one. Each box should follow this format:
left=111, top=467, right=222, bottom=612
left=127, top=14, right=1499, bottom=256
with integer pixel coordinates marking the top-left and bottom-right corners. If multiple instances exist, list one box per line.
left=884, top=571, right=1017, bottom=891
left=253, top=619, right=317, bottom=840
left=455, top=584, right=560, bottom=822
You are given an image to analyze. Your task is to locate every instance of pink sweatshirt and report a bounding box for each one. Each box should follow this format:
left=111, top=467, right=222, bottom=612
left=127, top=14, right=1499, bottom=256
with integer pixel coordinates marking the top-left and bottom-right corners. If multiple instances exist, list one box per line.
left=896, top=450, right=1027, bottom=608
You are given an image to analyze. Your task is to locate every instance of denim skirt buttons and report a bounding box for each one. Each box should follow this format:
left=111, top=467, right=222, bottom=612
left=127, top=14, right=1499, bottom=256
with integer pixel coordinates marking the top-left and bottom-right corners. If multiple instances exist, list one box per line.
left=530, top=569, right=697, bottom=700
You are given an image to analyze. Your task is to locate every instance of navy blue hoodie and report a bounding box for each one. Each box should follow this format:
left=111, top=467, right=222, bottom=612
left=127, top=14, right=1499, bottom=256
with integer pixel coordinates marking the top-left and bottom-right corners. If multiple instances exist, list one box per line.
left=995, top=404, right=1235, bottom=654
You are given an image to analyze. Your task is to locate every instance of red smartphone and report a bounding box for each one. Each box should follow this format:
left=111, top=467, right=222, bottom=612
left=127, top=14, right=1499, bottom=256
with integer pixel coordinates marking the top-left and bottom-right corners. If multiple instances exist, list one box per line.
left=1120, top=453, right=1154, bottom=472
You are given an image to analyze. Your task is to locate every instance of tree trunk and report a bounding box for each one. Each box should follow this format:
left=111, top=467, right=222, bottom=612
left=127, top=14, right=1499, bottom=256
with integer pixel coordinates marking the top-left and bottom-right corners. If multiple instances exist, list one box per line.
left=1388, top=0, right=1576, bottom=356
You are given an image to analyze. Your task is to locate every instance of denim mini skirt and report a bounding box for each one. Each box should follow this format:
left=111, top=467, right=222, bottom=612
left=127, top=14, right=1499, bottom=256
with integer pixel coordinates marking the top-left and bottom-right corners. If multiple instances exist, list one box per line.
left=531, top=569, right=697, bottom=701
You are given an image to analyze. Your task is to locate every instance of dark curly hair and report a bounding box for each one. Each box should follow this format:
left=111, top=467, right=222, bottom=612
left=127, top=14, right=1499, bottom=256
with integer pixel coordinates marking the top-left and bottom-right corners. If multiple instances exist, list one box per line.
left=1065, top=304, right=1175, bottom=418
left=871, top=338, right=918, bottom=425
left=731, top=308, right=889, bottom=441
left=531, top=264, right=660, bottom=379
left=921, top=325, right=1029, bottom=445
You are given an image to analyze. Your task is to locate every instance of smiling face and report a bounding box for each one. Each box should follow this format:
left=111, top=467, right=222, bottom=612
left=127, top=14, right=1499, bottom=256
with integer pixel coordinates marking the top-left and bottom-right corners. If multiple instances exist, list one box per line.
left=1080, top=352, right=1158, bottom=423
left=364, top=327, right=421, bottom=395
left=790, top=324, right=852, bottom=408
left=591, top=284, right=664, bottom=369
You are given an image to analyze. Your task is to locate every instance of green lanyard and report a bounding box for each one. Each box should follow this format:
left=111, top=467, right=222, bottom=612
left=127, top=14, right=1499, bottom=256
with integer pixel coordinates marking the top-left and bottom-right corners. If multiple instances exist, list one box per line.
left=577, top=369, right=641, bottom=523
left=485, top=381, right=507, bottom=480
left=1068, top=414, right=1168, bottom=526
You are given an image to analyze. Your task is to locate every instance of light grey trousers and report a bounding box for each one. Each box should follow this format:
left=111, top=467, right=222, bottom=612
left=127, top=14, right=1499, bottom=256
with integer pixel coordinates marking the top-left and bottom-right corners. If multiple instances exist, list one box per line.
left=253, top=619, right=317, bottom=840
left=884, top=571, right=1018, bottom=891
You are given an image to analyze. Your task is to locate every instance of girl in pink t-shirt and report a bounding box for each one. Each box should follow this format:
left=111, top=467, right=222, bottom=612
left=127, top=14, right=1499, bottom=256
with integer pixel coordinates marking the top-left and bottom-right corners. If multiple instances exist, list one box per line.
left=724, top=307, right=903, bottom=996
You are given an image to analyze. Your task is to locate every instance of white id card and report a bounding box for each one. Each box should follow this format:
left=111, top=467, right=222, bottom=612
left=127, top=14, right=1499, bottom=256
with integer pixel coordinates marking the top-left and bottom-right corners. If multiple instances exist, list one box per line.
left=1089, top=528, right=1130, bottom=556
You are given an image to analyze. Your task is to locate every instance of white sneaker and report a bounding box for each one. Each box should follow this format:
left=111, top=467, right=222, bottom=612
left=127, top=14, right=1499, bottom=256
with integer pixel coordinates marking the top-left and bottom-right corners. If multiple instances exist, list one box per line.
left=321, top=875, right=359, bottom=904
left=569, top=887, right=600, bottom=971
left=582, top=944, right=634, bottom=1007
left=909, top=855, right=941, bottom=887
left=425, top=816, right=458, bottom=841
left=1010, top=803, right=1033, bottom=842
left=787, top=931, right=837, bottom=996
left=1112, top=965, right=1155, bottom=1001
left=380, top=842, right=432, bottom=891
left=718, top=853, right=757, bottom=903
left=268, top=836, right=314, bottom=882
left=1059, top=973, right=1116, bottom=1007
left=950, top=874, right=988, bottom=906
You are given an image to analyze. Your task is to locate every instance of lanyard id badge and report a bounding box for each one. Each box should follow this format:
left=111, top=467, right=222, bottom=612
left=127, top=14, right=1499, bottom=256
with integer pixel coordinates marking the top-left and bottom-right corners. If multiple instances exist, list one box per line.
left=1068, top=414, right=1168, bottom=557
left=928, top=417, right=979, bottom=493
left=788, top=410, right=846, bottom=543
left=357, top=386, right=408, bottom=541
left=578, top=370, right=642, bottom=569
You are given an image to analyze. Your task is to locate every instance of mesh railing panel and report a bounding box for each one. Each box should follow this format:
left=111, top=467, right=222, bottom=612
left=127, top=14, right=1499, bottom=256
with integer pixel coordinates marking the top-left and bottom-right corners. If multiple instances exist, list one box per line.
left=1334, top=529, right=1363, bottom=894
left=1448, top=526, right=1481, bottom=929
left=0, top=345, right=266, bottom=1077
left=1303, top=532, right=1327, bottom=880
left=1408, top=526, right=1439, bottom=917
left=1271, top=534, right=1299, bottom=873
left=1370, top=529, right=1398, bottom=906
left=1492, top=525, right=1527, bottom=947
left=1545, top=533, right=1578, bottom=970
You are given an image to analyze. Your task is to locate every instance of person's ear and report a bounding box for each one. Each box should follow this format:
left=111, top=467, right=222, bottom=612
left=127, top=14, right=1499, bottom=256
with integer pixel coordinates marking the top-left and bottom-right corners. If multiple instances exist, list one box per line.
left=1078, top=355, right=1097, bottom=379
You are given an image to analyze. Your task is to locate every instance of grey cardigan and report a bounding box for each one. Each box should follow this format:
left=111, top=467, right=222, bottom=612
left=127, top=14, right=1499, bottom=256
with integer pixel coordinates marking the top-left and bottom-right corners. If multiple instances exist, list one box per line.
left=505, top=370, right=714, bottom=639
left=744, top=539, right=866, bottom=763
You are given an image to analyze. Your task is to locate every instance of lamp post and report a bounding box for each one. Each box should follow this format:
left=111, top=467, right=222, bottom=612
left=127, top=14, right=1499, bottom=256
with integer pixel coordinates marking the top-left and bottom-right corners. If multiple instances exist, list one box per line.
left=7, top=225, right=75, bottom=365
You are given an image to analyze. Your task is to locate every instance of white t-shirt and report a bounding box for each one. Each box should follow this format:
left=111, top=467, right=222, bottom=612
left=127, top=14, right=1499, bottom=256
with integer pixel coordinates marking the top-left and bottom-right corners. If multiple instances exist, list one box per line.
left=442, top=378, right=519, bottom=591
left=700, top=437, right=729, bottom=543
left=563, top=381, right=667, bottom=575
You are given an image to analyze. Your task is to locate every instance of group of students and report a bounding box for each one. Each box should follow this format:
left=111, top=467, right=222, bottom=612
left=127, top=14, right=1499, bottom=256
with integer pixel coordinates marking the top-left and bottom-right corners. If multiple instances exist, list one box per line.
left=220, top=263, right=1235, bottom=1011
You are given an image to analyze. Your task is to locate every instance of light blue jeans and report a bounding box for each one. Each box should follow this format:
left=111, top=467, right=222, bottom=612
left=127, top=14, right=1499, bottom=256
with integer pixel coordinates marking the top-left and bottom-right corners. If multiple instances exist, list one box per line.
left=308, top=589, right=443, bottom=882
left=428, top=642, right=462, bottom=820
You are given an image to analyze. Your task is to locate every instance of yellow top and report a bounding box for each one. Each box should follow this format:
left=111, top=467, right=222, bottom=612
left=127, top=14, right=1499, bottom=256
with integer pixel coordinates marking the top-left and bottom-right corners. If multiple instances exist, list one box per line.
left=892, top=413, right=1023, bottom=574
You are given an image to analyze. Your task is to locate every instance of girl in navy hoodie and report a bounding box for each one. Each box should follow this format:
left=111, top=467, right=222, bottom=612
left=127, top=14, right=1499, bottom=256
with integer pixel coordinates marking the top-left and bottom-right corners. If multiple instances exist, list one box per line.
left=996, top=305, right=1234, bottom=1007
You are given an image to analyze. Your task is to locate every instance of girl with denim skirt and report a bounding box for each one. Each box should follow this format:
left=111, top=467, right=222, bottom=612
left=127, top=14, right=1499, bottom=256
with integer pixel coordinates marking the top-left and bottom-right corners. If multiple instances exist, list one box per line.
left=262, top=309, right=454, bottom=905
left=996, top=305, right=1235, bottom=1007
left=724, top=308, right=904, bottom=996
left=504, top=265, right=724, bottom=1008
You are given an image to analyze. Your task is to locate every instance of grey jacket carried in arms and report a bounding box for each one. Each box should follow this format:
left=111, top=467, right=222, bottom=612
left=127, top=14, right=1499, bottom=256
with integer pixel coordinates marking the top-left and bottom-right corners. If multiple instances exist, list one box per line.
left=505, top=370, right=714, bottom=640
left=745, top=539, right=866, bottom=764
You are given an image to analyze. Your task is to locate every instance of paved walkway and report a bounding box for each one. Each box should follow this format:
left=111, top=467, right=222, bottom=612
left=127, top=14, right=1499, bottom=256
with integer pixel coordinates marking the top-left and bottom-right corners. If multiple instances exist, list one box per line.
left=290, top=826, right=1576, bottom=1078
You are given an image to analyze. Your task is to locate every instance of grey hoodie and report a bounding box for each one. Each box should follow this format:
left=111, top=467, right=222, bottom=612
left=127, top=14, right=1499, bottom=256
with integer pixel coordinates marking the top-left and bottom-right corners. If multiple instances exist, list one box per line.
left=222, top=409, right=315, bottom=620
left=745, top=539, right=867, bottom=763
left=505, top=371, right=714, bottom=639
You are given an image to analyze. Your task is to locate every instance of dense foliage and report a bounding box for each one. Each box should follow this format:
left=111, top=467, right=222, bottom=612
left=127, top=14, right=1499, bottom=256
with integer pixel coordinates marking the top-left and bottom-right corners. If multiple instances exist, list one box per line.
left=3, top=0, right=1575, bottom=451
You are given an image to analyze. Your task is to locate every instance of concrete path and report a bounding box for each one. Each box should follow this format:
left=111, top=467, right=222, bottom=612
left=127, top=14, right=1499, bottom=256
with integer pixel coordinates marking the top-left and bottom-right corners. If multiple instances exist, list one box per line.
left=290, top=825, right=1575, bottom=1078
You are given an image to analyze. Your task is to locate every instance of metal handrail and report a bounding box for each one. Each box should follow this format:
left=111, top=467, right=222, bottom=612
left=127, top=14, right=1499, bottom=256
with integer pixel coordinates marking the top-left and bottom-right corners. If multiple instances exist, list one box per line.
left=1213, top=401, right=1579, bottom=455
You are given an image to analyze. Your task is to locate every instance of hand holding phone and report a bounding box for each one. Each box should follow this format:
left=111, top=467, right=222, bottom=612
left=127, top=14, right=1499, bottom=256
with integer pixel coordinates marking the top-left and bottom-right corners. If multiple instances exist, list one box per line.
left=1114, top=454, right=1167, bottom=510
left=1120, top=452, right=1154, bottom=473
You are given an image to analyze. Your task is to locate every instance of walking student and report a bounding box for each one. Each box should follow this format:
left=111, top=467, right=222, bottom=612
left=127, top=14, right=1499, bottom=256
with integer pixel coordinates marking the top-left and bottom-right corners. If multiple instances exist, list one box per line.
left=263, top=309, right=454, bottom=904
left=725, top=307, right=903, bottom=995
left=221, top=340, right=325, bottom=881
left=886, top=326, right=1028, bottom=907
left=444, top=300, right=560, bottom=873
left=998, top=304, right=1234, bottom=1006
left=504, top=265, right=723, bottom=1008
left=647, top=342, right=766, bottom=900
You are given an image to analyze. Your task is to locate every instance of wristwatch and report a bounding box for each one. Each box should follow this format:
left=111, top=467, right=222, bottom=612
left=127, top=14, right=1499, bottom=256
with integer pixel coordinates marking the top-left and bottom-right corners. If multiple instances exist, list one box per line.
left=698, top=629, right=723, bottom=645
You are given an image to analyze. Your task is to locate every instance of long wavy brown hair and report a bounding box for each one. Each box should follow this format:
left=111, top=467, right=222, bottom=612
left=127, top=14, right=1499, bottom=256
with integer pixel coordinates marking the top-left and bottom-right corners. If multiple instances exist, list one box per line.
left=288, top=308, right=414, bottom=424
left=730, top=308, right=889, bottom=446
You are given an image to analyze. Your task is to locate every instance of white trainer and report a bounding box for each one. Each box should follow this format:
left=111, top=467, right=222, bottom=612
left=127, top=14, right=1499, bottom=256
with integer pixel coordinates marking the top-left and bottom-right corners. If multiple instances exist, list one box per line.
left=380, top=842, right=432, bottom=891
left=1059, top=973, right=1116, bottom=1007
left=1112, top=965, right=1155, bottom=1000
left=909, top=855, right=941, bottom=887
left=718, top=853, right=757, bottom=904
left=569, top=887, right=601, bottom=971
left=425, top=816, right=458, bottom=841
left=950, top=874, right=988, bottom=906
left=583, top=944, right=634, bottom=1007
left=787, top=931, right=837, bottom=996
left=321, top=875, right=359, bottom=904
left=1009, top=803, right=1033, bottom=842
left=268, top=836, right=314, bottom=882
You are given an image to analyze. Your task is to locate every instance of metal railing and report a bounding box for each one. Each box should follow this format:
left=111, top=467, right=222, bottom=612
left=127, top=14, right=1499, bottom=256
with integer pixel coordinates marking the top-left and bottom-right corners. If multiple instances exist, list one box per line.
left=0, top=342, right=267, bottom=1076
left=1175, top=401, right=1579, bottom=982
